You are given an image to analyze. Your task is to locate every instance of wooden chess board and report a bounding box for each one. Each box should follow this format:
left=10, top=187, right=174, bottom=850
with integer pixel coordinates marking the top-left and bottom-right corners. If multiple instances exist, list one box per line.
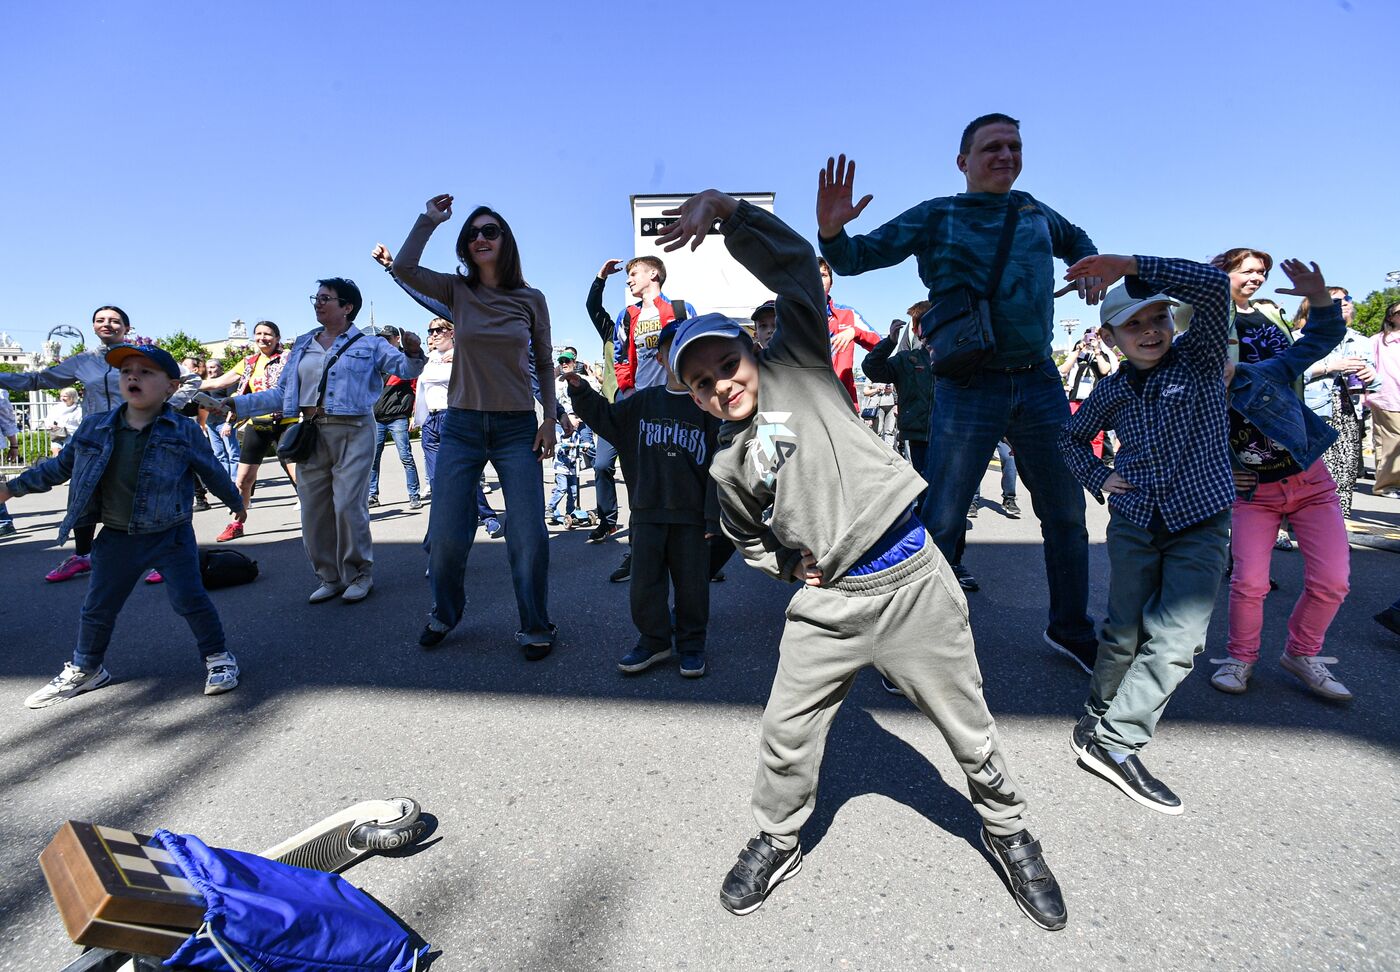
left=40, top=821, right=206, bottom=956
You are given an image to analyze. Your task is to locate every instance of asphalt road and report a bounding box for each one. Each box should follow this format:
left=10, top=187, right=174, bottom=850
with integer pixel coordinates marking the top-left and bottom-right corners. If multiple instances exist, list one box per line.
left=1, top=453, right=1397, bottom=971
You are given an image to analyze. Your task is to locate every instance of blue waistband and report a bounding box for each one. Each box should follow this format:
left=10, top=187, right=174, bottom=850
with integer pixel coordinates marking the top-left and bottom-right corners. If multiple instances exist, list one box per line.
left=847, top=510, right=927, bottom=576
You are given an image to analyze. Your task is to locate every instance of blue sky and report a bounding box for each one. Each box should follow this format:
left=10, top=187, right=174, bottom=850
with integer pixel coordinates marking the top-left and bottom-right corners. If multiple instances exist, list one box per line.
left=1, top=0, right=1395, bottom=360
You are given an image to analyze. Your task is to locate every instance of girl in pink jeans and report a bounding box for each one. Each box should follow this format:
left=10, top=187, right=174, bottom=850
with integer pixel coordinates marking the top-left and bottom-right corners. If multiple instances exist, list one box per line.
left=1208, top=253, right=1352, bottom=701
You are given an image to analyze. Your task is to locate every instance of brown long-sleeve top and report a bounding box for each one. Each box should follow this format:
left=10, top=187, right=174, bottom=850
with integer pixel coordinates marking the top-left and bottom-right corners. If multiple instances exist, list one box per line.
left=392, top=214, right=556, bottom=416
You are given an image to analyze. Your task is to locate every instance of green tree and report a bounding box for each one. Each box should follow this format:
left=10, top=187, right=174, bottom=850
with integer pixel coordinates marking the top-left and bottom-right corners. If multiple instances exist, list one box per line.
left=155, top=330, right=212, bottom=363
left=1353, top=287, right=1400, bottom=338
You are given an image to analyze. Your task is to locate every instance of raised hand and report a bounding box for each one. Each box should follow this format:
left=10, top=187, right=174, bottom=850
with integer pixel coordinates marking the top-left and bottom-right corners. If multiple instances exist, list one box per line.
left=1273, top=258, right=1328, bottom=303
left=424, top=194, right=454, bottom=225
left=1064, top=254, right=1137, bottom=291
left=817, top=155, right=873, bottom=239
left=654, top=190, right=740, bottom=253
left=598, top=259, right=624, bottom=279
left=371, top=243, right=393, bottom=268
left=888, top=319, right=904, bottom=341
left=399, top=330, right=423, bottom=357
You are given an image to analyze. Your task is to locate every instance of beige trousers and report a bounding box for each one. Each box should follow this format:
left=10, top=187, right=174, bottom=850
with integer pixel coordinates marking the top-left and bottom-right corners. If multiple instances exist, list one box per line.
left=1373, top=406, right=1400, bottom=493
left=297, top=415, right=375, bottom=587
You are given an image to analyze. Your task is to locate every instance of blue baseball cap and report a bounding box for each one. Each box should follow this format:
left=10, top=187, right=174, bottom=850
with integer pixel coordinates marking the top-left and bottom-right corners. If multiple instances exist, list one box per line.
left=668, top=313, right=747, bottom=380
left=105, top=343, right=182, bottom=379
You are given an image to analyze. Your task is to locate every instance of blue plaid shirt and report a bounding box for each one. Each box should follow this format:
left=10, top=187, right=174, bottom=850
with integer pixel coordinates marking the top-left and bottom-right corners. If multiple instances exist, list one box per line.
left=1058, top=256, right=1235, bottom=532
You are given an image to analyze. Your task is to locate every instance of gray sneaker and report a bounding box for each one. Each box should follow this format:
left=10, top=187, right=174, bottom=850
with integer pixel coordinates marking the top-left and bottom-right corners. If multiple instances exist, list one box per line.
left=25, top=662, right=112, bottom=709
left=1209, top=657, right=1253, bottom=695
left=1279, top=652, right=1352, bottom=701
left=204, top=651, right=240, bottom=696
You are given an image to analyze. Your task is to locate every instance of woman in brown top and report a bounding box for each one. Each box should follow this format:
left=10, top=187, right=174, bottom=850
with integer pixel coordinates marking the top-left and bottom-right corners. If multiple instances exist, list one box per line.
left=393, top=194, right=558, bottom=658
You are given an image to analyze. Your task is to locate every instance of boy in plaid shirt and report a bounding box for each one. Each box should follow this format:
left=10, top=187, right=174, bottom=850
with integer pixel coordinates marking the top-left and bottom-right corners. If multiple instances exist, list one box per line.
left=1055, top=252, right=1319, bottom=815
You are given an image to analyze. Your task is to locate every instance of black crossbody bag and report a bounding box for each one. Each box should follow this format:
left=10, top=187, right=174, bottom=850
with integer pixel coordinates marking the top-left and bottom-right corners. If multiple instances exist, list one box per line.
left=924, top=197, right=1021, bottom=380
left=276, top=333, right=363, bottom=463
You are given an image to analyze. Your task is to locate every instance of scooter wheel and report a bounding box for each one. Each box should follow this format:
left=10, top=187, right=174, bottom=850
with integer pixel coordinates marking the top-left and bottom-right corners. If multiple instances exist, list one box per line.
left=348, top=797, right=427, bottom=852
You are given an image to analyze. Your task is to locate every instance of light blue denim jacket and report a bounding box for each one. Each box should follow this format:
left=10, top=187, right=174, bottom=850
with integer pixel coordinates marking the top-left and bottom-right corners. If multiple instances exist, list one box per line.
left=6, top=403, right=243, bottom=543
left=1229, top=300, right=1345, bottom=481
left=231, top=327, right=425, bottom=419
left=1301, top=326, right=1381, bottom=418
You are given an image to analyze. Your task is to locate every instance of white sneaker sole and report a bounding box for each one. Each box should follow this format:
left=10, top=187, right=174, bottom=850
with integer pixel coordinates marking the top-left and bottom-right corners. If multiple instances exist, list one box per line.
left=1042, top=632, right=1094, bottom=676
left=979, top=830, right=1065, bottom=931
left=1279, top=656, right=1352, bottom=701
left=618, top=648, right=673, bottom=673
left=721, top=847, right=803, bottom=916
left=1076, top=747, right=1184, bottom=816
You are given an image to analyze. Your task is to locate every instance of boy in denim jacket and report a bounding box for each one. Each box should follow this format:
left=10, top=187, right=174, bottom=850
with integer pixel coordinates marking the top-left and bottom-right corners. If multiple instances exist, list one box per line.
left=0, top=345, right=246, bottom=708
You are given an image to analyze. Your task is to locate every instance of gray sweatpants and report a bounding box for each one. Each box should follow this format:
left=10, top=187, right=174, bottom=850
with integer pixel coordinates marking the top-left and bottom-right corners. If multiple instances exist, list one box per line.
left=752, top=539, right=1028, bottom=848
left=298, top=414, right=376, bottom=587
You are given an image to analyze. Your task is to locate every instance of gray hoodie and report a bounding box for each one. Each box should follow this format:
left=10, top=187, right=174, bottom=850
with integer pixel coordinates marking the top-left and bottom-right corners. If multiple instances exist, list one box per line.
left=710, top=202, right=926, bottom=584
left=0, top=347, right=198, bottom=418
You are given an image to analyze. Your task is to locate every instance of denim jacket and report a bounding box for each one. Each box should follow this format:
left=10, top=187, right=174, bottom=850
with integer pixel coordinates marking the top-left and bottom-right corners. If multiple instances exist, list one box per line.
left=6, top=403, right=243, bottom=543
left=231, top=327, right=425, bottom=419
left=1229, top=300, right=1345, bottom=483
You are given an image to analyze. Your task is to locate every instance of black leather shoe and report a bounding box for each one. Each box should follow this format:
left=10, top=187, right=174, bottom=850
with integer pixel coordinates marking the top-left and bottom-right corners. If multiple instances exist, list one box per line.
left=719, top=834, right=802, bottom=916
left=1078, top=741, right=1183, bottom=815
left=981, top=828, right=1067, bottom=931
left=1070, top=714, right=1096, bottom=757
left=419, top=624, right=448, bottom=648
left=192, top=495, right=211, bottom=512
left=609, top=552, right=632, bottom=583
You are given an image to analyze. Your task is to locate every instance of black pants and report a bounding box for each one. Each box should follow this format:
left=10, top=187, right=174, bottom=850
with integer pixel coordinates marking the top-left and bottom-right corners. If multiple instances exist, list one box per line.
left=631, top=521, right=710, bottom=656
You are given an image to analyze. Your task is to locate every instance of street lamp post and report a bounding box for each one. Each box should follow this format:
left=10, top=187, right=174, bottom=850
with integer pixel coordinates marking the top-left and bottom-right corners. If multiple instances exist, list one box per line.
left=1385, top=270, right=1400, bottom=287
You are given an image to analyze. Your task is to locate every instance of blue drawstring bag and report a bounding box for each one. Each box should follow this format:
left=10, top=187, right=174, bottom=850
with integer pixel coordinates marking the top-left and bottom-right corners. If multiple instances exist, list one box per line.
left=153, top=829, right=428, bottom=971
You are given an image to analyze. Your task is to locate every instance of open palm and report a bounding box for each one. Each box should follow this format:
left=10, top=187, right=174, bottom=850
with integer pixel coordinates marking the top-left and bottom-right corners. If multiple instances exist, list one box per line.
left=817, top=154, right=873, bottom=239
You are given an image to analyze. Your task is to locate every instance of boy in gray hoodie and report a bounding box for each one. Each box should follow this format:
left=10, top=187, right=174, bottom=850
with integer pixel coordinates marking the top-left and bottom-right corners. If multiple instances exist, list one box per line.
left=661, top=191, right=1065, bottom=931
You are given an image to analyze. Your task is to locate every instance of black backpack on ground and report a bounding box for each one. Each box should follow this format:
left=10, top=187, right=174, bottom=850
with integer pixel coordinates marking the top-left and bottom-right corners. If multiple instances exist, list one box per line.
left=200, top=548, right=259, bottom=589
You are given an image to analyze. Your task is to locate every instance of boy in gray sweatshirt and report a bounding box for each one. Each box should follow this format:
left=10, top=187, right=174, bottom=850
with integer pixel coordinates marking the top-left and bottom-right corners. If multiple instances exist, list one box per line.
left=661, top=191, right=1066, bottom=931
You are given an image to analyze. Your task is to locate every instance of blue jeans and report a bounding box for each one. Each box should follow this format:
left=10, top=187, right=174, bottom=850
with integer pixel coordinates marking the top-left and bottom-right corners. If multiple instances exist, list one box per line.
left=0, top=501, right=11, bottom=527
left=370, top=417, right=421, bottom=499
left=921, top=360, right=1093, bottom=644
left=75, top=524, right=226, bottom=671
left=548, top=460, right=580, bottom=517
left=206, top=423, right=240, bottom=481
left=423, top=411, right=498, bottom=517
left=974, top=440, right=1018, bottom=500
left=593, top=435, right=619, bottom=526
left=426, top=409, right=550, bottom=644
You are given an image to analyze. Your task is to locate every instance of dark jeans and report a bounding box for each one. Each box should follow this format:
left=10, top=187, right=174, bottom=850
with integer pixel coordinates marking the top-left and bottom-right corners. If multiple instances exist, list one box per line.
left=426, top=409, right=550, bottom=645
left=907, top=438, right=965, bottom=566
left=423, top=410, right=495, bottom=519
left=593, top=434, right=620, bottom=526
left=631, top=521, right=710, bottom=655
left=370, top=416, right=421, bottom=499
left=921, top=360, right=1093, bottom=644
left=0, top=502, right=11, bottom=528
left=74, top=524, right=225, bottom=671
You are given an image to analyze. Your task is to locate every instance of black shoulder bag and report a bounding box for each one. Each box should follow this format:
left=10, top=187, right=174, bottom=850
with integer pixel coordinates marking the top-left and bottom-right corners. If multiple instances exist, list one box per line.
left=276, top=333, right=363, bottom=463
left=924, top=197, right=1021, bottom=380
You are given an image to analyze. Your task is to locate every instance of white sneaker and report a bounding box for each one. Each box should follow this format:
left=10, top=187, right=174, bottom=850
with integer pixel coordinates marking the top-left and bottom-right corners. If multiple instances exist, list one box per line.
left=341, top=577, right=373, bottom=603
left=1209, top=657, right=1253, bottom=694
left=308, top=582, right=343, bottom=604
left=1279, top=652, right=1352, bottom=701
left=204, top=652, right=240, bottom=696
left=25, top=662, right=112, bottom=709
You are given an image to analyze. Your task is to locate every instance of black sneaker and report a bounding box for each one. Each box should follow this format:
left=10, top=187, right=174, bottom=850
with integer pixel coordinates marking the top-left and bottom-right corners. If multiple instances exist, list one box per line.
left=719, top=834, right=803, bottom=916
left=609, top=552, right=632, bottom=583
left=952, top=563, right=979, bottom=592
left=192, top=495, right=211, bottom=512
left=1070, top=714, right=1099, bottom=759
left=1043, top=630, right=1096, bottom=675
left=419, top=622, right=449, bottom=648
left=710, top=571, right=726, bottom=583
left=587, top=522, right=618, bottom=543
left=980, top=828, right=1067, bottom=931
left=521, top=624, right=558, bottom=661
left=679, top=652, right=707, bottom=678
left=1375, top=607, right=1400, bottom=638
left=967, top=499, right=980, bottom=518
left=1077, top=740, right=1183, bottom=815
left=409, top=495, right=423, bottom=510
left=367, top=495, right=380, bottom=508
left=1002, top=495, right=1021, bottom=518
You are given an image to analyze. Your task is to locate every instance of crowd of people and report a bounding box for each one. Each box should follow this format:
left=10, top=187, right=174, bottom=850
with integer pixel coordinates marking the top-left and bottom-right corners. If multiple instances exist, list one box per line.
left=3, top=112, right=1400, bottom=933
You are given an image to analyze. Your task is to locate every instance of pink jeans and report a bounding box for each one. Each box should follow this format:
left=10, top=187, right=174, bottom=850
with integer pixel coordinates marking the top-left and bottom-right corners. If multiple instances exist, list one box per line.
left=1227, top=459, right=1350, bottom=662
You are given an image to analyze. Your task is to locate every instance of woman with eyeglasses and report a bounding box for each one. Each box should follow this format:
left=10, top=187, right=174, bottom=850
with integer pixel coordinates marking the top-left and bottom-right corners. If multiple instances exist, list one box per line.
left=1370, top=301, right=1400, bottom=499
left=392, top=194, right=558, bottom=658
left=1296, top=287, right=1379, bottom=518
left=223, top=279, right=425, bottom=604
left=198, top=321, right=297, bottom=543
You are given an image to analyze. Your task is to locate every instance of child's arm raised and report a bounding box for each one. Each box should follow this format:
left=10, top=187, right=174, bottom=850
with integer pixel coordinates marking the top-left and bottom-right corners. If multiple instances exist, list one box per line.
left=565, top=372, right=626, bottom=447
left=655, top=190, right=831, bottom=369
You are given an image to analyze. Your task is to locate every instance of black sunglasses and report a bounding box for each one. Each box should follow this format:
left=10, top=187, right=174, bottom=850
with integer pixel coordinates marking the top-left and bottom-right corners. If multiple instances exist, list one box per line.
left=427, top=326, right=452, bottom=334
left=466, top=224, right=503, bottom=242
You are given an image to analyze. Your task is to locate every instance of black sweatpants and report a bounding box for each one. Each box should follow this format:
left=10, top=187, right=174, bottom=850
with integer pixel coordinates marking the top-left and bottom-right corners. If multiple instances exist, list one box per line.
left=631, top=521, right=710, bottom=656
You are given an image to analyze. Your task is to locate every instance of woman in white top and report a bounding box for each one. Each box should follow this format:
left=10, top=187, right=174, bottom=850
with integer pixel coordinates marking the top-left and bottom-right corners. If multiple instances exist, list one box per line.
left=47, top=387, right=84, bottom=456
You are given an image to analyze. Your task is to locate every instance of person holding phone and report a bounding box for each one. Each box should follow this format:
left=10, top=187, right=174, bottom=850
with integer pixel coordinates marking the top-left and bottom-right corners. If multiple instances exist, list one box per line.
left=392, top=194, right=559, bottom=659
